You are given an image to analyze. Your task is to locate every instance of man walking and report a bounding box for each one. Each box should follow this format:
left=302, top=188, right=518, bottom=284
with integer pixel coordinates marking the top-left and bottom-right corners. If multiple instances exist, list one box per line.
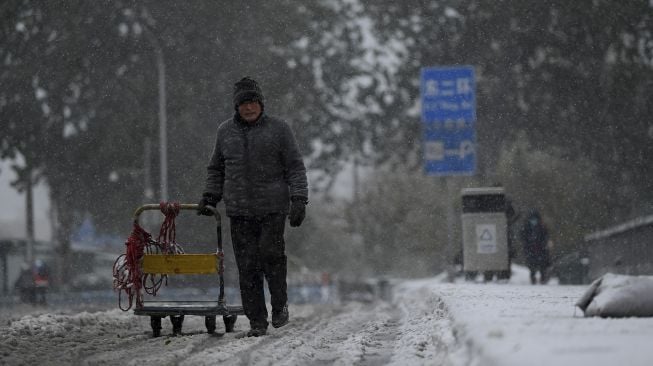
left=520, top=209, right=551, bottom=284
left=198, top=77, right=308, bottom=337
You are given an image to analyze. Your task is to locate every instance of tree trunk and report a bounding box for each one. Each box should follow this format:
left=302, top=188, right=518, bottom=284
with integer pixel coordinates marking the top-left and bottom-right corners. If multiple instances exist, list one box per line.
left=25, top=167, right=35, bottom=264
left=50, top=185, right=74, bottom=289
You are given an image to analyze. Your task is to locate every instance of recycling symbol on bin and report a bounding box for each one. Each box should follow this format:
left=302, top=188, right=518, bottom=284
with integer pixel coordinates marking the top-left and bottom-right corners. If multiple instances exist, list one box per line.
left=476, top=224, right=497, bottom=254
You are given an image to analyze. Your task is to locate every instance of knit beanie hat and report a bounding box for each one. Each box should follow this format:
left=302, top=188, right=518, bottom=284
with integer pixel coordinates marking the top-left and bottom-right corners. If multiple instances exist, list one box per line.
left=233, top=77, right=264, bottom=109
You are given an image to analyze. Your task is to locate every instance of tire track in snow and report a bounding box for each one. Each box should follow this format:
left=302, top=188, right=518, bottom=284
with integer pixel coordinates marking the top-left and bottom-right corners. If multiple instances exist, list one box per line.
left=239, top=302, right=401, bottom=366
left=174, top=301, right=402, bottom=366
left=177, top=303, right=343, bottom=365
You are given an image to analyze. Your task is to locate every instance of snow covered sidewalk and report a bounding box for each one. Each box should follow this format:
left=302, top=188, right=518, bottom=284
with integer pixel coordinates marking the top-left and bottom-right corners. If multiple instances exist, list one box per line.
left=3, top=268, right=653, bottom=365
left=397, top=273, right=653, bottom=366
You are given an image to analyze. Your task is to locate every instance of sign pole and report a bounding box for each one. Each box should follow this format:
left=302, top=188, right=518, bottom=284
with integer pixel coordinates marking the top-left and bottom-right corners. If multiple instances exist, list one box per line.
left=421, top=66, right=477, bottom=273
left=445, top=177, right=455, bottom=266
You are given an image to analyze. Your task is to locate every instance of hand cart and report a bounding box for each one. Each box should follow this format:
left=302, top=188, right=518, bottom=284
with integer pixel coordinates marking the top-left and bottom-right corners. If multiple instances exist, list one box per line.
left=130, top=203, right=244, bottom=337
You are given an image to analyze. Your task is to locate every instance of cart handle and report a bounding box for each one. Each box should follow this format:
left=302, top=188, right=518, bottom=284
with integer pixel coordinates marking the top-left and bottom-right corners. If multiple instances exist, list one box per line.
left=132, top=204, right=220, bottom=225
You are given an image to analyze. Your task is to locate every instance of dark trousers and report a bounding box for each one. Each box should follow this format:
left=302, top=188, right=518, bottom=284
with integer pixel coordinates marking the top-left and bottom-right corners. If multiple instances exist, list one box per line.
left=230, top=214, right=288, bottom=329
left=529, top=264, right=549, bottom=284
left=526, top=253, right=551, bottom=284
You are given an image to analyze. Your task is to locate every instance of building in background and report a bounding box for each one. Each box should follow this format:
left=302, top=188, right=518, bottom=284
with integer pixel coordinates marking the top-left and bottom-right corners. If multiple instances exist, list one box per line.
left=584, top=215, right=653, bottom=280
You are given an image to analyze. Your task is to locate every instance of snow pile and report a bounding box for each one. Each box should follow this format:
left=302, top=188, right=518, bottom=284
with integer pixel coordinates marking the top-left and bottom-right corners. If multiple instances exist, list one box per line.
left=576, top=273, right=653, bottom=317
left=390, top=275, right=469, bottom=365
left=6, top=309, right=132, bottom=338
left=0, top=308, right=150, bottom=365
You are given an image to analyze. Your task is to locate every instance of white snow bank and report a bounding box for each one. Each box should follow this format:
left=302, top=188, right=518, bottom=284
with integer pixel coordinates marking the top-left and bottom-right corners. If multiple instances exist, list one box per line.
left=390, top=275, right=470, bottom=365
left=575, top=273, right=653, bottom=317
left=398, top=269, right=653, bottom=366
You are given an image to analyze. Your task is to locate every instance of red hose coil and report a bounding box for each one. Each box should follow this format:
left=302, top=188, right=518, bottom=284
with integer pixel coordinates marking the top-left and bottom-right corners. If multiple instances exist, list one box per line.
left=113, top=202, right=182, bottom=311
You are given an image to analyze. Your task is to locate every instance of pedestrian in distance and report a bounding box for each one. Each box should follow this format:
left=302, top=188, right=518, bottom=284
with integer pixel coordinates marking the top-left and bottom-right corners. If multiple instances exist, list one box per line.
left=197, top=77, right=309, bottom=337
left=14, top=262, right=35, bottom=304
left=32, top=259, right=49, bottom=305
left=519, top=209, right=551, bottom=284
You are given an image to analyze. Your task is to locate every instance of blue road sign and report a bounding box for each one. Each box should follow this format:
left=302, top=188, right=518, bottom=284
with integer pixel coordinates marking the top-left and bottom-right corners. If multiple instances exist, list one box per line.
left=421, top=66, right=476, bottom=123
left=421, top=66, right=476, bottom=175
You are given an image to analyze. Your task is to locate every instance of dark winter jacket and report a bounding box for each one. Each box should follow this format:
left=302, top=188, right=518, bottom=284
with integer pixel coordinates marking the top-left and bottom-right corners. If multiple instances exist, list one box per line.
left=204, top=113, right=308, bottom=217
left=520, top=211, right=550, bottom=266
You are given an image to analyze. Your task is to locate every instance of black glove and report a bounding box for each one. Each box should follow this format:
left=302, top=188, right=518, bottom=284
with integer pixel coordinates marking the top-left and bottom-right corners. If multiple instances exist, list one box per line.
left=289, top=196, right=307, bottom=227
left=197, top=193, right=220, bottom=216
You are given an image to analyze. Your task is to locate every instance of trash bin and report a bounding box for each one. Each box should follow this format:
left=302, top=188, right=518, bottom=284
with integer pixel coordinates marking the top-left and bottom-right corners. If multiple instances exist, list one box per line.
left=460, top=187, right=509, bottom=278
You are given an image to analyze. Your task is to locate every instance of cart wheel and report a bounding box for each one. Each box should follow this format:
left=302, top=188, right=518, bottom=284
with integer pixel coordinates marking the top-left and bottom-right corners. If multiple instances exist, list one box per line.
left=223, top=315, right=237, bottom=333
left=205, top=316, right=217, bottom=334
left=151, top=316, right=162, bottom=338
left=170, top=315, right=184, bottom=336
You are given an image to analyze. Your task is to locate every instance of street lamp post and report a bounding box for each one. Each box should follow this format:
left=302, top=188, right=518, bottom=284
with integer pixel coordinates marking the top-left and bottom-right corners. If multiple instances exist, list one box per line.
left=142, top=21, right=168, bottom=203
left=140, top=10, right=168, bottom=203
left=155, top=47, right=168, bottom=202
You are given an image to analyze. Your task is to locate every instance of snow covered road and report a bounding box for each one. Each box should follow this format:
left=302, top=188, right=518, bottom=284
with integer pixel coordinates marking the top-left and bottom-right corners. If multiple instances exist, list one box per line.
left=3, top=270, right=653, bottom=365
left=0, top=296, right=460, bottom=366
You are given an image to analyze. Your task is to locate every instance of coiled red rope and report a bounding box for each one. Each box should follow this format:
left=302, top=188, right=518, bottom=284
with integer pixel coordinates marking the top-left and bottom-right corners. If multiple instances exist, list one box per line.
left=113, top=223, right=151, bottom=311
left=158, top=202, right=180, bottom=254
left=113, top=202, right=184, bottom=311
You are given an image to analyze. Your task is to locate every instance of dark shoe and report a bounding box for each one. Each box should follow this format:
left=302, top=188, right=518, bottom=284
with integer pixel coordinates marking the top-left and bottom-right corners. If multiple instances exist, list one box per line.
left=246, top=327, right=267, bottom=337
left=272, top=304, right=289, bottom=328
